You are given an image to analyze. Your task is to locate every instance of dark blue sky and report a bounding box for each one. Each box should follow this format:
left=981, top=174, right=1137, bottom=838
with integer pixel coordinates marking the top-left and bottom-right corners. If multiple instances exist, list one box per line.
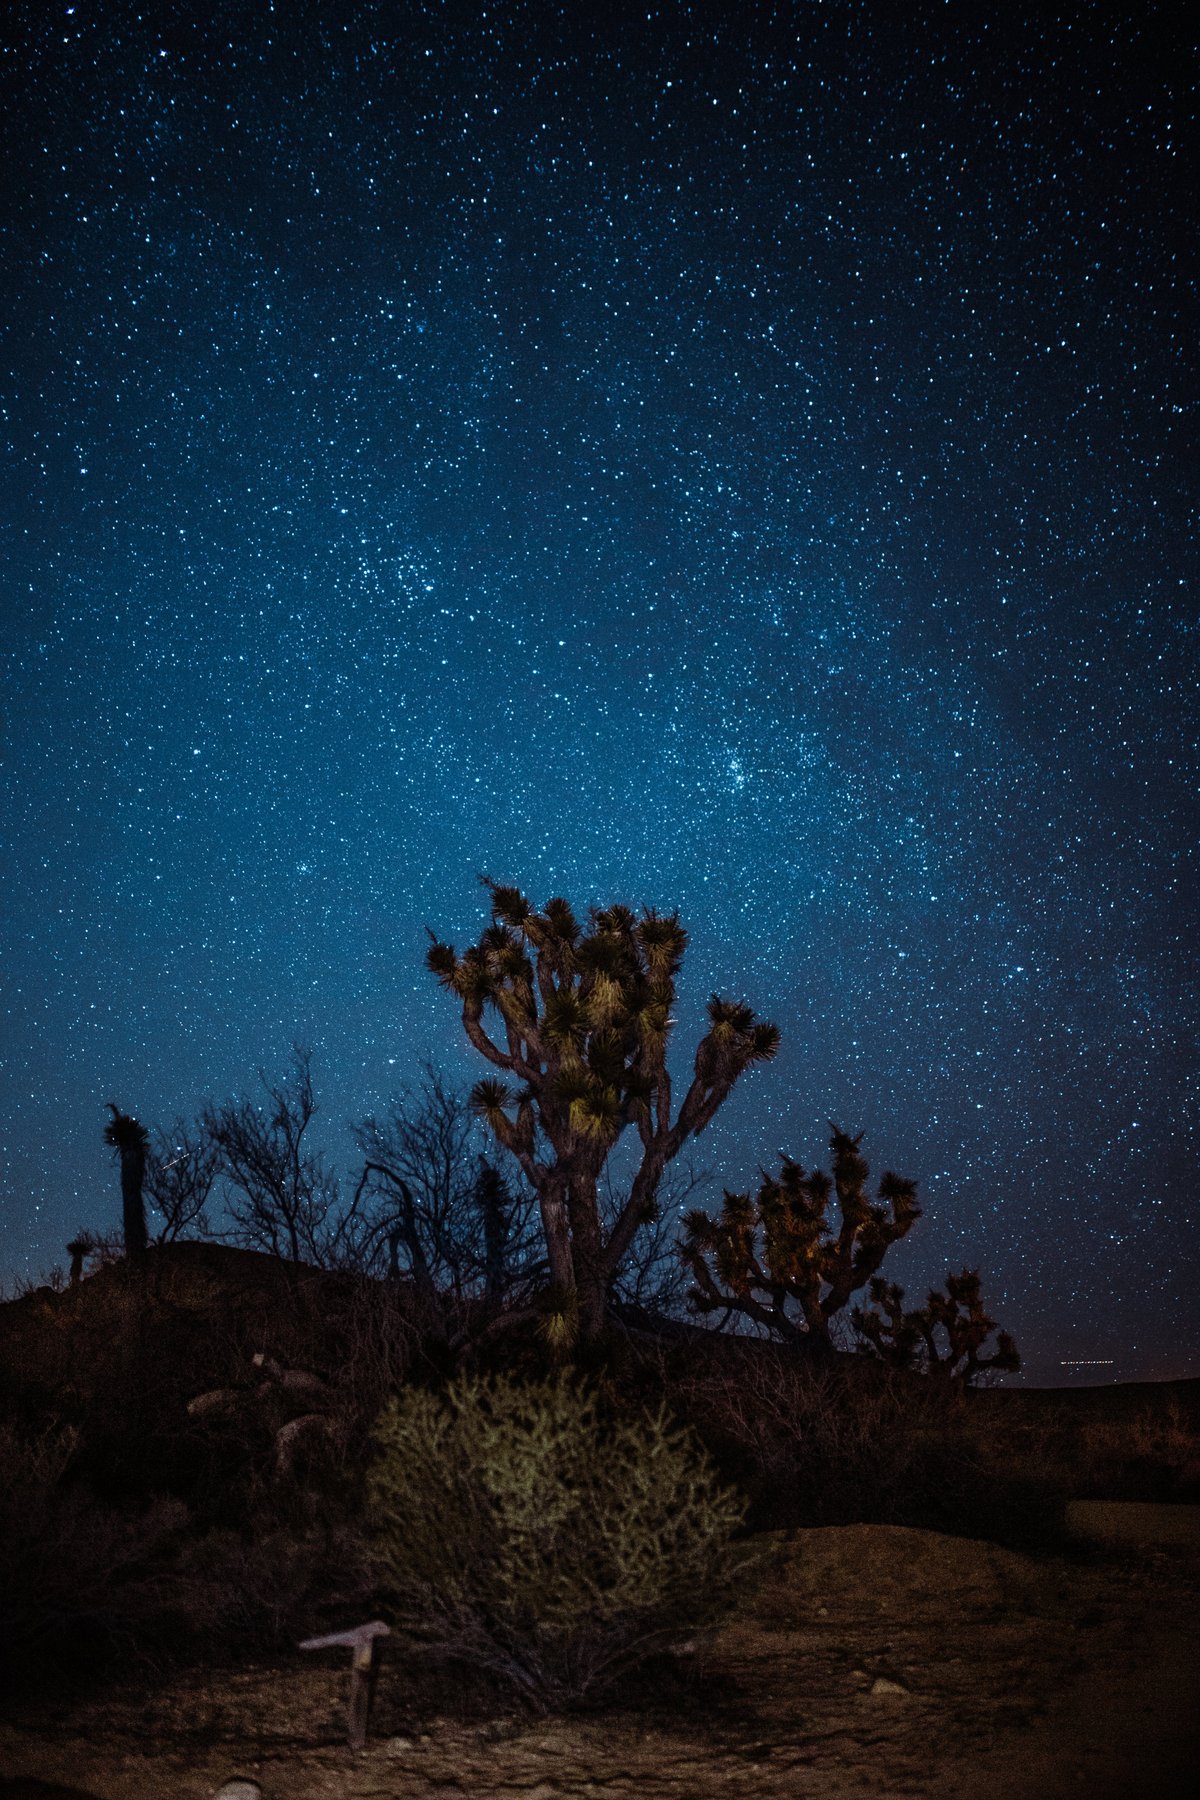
left=2, top=0, right=1194, bottom=1383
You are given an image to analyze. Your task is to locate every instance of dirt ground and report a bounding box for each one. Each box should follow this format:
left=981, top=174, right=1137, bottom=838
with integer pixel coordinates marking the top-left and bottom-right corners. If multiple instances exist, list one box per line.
left=2, top=1502, right=1197, bottom=1800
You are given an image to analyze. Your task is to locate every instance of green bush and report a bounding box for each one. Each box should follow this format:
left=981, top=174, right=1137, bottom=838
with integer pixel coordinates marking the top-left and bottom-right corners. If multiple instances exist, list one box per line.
left=366, top=1370, right=748, bottom=1710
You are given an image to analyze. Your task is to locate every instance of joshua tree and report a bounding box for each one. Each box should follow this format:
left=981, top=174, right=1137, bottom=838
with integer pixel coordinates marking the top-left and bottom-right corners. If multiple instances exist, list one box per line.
left=427, top=880, right=779, bottom=1345
left=853, top=1269, right=1020, bottom=1386
left=103, top=1104, right=150, bottom=1260
left=475, top=1159, right=517, bottom=1305
left=680, top=1127, right=919, bottom=1354
left=66, top=1233, right=97, bottom=1286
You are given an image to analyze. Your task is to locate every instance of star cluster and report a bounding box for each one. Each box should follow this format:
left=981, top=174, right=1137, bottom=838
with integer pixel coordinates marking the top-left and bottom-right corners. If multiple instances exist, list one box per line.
left=2, top=0, right=1194, bottom=1381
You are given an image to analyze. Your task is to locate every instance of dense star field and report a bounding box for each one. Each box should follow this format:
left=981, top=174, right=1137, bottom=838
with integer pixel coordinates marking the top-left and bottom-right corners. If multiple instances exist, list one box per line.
left=1, top=1, right=1194, bottom=1382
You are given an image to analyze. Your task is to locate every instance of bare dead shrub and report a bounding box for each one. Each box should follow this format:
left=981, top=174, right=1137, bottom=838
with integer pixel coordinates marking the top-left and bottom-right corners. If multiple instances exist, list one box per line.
left=171, top=1521, right=372, bottom=1649
left=1073, top=1397, right=1200, bottom=1502
left=648, top=1338, right=1066, bottom=1547
left=145, top=1119, right=218, bottom=1243
left=0, top=1420, right=188, bottom=1690
left=353, top=1067, right=543, bottom=1317
left=204, top=1048, right=358, bottom=1268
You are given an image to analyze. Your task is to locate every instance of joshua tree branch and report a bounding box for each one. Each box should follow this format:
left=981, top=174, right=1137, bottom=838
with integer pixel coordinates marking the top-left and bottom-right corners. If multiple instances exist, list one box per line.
left=462, top=1006, right=514, bottom=1070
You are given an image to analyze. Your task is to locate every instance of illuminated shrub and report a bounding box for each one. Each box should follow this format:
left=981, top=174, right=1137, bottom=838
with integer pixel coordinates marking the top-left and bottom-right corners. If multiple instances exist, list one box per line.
left=367, top=1370, right=747, bottom=1709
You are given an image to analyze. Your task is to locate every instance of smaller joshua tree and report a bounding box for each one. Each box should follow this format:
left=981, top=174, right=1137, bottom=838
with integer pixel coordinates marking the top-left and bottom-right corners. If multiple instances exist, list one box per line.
left=680, top=1126, right=919, bottom=1354
left=66, top=1234, right=97, bottom=1286
left=104, top=1104, right=149, bottom=1260
left=854, top=1269, right=1020, bottom=1386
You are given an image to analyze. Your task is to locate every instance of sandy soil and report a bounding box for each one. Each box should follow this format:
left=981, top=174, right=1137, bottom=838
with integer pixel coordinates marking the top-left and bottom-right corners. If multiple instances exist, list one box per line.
left=2, top=1503, right=1197, bottom=1800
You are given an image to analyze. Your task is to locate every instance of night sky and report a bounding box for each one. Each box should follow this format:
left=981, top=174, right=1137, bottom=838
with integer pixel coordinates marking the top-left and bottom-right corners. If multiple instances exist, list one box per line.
left=2, top=0, right=1194, bottom=1384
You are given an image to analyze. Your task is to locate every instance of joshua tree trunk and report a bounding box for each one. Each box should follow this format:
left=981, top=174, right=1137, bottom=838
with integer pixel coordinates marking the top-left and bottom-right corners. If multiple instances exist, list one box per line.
left=104, top=1104, right=149, bottom=1261
left=566, top=1173, right=608, bottom=1343
left=474, top=1161, right=510, bottom=1305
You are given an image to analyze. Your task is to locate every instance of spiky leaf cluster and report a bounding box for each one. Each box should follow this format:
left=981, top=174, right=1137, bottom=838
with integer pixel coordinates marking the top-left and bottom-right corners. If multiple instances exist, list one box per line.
left=103, top=1104, right=149, bottom=1158
left=429, top=885, right=729, bottom=1154
left=854, top=1269, right=1020, bottom=1386
left=681, top=1126, right=919, bottom=1349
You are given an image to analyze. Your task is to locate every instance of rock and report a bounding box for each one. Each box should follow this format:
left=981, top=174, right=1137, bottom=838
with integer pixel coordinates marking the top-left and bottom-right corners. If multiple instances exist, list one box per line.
left=251, top=1353, right=329, bottom=1400
left=213, top=1782, right=263, bottom=1800
left=868, top=1675, right=909, bottom=1697
left=273, top=1412, right=333, bottom=1475
left=278, top=1367, right=330, bottom=1399
left=187, top=1388, right=239, bottom=1418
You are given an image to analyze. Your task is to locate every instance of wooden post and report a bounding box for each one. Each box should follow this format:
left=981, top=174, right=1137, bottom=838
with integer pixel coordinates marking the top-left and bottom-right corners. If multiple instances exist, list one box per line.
left=347, top=1632, right=379, bottom=1751
left=299, top=1620, right=390, bottom=1752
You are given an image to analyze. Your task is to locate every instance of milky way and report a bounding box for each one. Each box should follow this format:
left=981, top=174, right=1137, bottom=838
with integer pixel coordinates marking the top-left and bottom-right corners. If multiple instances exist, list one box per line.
left=2, top=0, right=1194, bottom=1382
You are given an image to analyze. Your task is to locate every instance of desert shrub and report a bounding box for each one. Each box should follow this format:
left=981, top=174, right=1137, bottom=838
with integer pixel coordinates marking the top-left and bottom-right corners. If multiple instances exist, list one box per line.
left=171, top=1520, right=373, bottom=1649
left=1072, top=1398, right=1200, bottom=1502
left=651, top=1340, right=1067, bottom=1548
left=0, top=1419, right=189, bottom=1692
left=0, top=1406, right=378, bottom=1696
left=366, top=1370, right=749, bottom=1710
